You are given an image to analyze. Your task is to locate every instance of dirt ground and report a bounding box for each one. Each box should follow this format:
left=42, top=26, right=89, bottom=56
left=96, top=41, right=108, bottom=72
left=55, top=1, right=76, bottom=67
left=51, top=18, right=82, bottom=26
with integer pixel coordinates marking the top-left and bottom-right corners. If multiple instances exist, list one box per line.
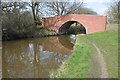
left=93, top=44, right=108, bottom=78
left=106, top=24, right=118, bottom=30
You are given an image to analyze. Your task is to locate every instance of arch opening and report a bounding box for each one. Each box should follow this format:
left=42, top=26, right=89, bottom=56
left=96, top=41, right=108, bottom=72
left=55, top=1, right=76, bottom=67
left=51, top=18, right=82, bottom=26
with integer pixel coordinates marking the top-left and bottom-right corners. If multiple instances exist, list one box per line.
left=58, top=21, right=86, bottom=34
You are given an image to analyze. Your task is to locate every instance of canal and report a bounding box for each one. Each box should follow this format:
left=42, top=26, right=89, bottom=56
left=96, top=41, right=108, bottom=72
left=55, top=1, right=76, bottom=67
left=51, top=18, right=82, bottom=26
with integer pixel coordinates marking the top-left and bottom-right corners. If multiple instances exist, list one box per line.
left=2, top=35, right=76, bottom=78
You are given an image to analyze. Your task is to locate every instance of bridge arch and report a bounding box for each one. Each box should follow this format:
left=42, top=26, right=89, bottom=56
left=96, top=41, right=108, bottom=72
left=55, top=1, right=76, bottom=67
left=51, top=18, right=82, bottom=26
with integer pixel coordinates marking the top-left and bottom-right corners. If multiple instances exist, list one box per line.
left=58, top=20, right=87, bottom=34
left=39, top=14, right=106, bottom=34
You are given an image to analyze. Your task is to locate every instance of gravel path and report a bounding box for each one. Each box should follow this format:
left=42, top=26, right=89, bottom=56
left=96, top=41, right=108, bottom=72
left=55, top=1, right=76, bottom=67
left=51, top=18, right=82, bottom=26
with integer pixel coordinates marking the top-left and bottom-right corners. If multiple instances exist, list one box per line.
left=93, top=44, right=108, bottom=78
left=106, top=24, right=118, bottom=30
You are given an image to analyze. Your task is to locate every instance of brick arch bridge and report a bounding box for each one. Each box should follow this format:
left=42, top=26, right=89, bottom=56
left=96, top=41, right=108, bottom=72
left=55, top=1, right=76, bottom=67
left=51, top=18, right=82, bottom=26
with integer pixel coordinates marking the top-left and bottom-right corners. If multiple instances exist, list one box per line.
left=39, top=14, right=107, bottom=34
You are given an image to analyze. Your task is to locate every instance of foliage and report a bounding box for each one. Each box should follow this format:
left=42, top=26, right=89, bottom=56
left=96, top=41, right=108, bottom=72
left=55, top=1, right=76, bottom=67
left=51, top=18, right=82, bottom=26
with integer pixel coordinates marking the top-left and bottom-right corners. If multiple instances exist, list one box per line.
left=42, top=1, right=97, bottom=17
left=2, top=13, right=35, bottom=40
left=2, top=2, right=35, bottom=40
left=1, top=2, right=55, bottom=40
left=43, top=1, right=83, bottom=16
left=68, top=23, right=86, bottom=34
left=1, top=1, right=98, bottom=40
left=35, top=27, right=56, bottom=35
left=106, top=0, right=119, bottom=24
left=25, top=1, right=42, bottom=26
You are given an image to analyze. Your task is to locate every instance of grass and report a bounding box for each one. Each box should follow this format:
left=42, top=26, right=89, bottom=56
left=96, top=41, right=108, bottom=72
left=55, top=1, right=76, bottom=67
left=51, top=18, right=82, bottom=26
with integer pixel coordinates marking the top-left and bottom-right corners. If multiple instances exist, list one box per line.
left=50, top=29, right=118, bottom=78
left=107, top=23, right=120, bottom=26
left=85, top=30, right=118, bottom=78
left=50, top=34, right=99, bottom=78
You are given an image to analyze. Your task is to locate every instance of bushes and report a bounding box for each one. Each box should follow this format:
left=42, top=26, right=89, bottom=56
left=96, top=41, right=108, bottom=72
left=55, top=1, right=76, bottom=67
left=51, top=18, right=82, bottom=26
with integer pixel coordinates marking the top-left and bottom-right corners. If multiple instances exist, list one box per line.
left=2, top=3, right=56, bottom=40
left=68, top=23, right=86, bottom=34
left=2, top=11, right=35, bottom=40
left=35, top=27, right=56, bottom=35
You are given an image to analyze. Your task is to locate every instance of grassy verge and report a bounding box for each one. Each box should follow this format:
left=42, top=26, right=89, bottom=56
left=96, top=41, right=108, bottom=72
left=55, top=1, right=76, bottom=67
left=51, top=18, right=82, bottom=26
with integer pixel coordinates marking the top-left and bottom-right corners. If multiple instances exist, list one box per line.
left=50, top=30, right=118, bottom=78
left=107, top=23, right=120, bottom=26
left=85, top=30, right=118, bottom=78
left=50, top=34, right=99, bottom=78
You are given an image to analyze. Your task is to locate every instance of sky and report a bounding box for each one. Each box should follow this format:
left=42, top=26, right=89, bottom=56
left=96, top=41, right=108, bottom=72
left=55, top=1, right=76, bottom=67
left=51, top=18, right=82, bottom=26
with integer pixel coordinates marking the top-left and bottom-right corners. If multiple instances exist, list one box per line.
left=23, top=0, right=113, bottom=16
left=84, top=0, right=113, bottom=15
left=1, top=0, right=113, bottom=16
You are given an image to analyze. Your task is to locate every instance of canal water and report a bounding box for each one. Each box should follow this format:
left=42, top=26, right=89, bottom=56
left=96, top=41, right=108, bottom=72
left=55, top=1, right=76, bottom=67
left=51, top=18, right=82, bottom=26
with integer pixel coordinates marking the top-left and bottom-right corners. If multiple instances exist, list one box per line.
left=2, top=35, right=76, bottom=78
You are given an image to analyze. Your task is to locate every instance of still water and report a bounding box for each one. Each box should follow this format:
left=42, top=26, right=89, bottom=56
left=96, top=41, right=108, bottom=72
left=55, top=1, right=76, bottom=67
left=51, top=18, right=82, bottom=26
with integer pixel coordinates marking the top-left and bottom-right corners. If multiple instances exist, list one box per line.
left=2, top=35, right=76, bottom=78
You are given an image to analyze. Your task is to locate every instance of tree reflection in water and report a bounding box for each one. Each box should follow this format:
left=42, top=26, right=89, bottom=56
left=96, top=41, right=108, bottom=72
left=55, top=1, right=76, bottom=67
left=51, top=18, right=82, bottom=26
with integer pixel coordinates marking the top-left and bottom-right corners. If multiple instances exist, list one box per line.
left=2, top=35, right=75, bottom=78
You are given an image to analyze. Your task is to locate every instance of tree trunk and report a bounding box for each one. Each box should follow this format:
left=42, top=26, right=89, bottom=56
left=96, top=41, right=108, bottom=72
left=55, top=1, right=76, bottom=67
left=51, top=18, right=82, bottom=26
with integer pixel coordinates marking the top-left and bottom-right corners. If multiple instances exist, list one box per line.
left=31, top=4, right=37, bottom=27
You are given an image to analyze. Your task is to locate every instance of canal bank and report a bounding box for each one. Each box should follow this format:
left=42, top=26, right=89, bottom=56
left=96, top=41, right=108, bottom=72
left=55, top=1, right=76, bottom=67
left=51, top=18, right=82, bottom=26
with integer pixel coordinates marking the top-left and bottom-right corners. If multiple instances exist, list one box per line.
left=50, top=29, right=118, bottom=78
left=2, top=27, right=57, bottom=41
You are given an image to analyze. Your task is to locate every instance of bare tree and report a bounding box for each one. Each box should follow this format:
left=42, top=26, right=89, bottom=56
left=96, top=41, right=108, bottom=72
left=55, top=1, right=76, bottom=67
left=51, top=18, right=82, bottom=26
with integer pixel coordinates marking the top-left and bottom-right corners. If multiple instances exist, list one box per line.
left=106, top=0, right=119, bottom=24
left=2, top=2, right=27, bottom=14
left=26, top=1, right=42, bottom=26
left=118, top=1, right=120, bottom=24
left=70, top=7, right=97, bottom=15
left=44, top=0, right=83, bottom=17
left=2, top=2, right=34, bottom=40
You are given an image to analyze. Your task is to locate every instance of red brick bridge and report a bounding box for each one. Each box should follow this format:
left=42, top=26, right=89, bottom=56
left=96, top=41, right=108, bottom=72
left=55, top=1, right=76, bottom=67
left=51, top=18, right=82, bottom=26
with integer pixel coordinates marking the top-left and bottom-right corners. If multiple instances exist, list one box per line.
left=39, top=14, right=107, bottom=34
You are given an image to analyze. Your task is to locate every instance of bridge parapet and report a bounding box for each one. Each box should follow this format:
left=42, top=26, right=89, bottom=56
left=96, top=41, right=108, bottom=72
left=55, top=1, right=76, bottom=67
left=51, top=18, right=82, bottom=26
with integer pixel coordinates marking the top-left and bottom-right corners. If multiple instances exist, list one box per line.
left=39, top=14, right=107, bottom=34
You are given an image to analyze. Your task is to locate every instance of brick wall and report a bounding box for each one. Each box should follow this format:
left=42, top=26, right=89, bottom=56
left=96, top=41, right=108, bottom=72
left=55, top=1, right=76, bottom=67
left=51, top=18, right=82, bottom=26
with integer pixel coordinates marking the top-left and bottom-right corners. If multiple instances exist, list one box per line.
left=39, top=14, right=107, bottom=34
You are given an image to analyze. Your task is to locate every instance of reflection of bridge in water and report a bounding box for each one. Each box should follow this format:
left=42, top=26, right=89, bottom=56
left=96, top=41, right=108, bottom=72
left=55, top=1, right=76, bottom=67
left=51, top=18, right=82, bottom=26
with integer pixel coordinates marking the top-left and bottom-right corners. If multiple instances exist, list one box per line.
left=42, top=35, right=74, bottom=55
left=2, top=35, right=75, bottom=78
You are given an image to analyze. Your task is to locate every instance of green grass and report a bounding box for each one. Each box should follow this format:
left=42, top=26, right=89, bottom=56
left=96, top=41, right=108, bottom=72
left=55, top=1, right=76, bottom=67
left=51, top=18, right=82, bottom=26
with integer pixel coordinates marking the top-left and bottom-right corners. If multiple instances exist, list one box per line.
left=50, top=34, right=99, bottom=78
left=107, top=23, right=120, bottom=26
left=50, top=30, right=118, bottom=78
left=85, top=30, right=118, bottom=78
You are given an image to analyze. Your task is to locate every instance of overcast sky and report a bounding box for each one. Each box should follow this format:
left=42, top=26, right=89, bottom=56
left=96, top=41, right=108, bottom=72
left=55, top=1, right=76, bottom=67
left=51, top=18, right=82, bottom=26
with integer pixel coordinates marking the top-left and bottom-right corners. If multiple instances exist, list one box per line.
left=84, top=0, right=113, bottom=15
left=26, top=0, right=114, bottom=16
left=1, top=0, right=113, bottom=16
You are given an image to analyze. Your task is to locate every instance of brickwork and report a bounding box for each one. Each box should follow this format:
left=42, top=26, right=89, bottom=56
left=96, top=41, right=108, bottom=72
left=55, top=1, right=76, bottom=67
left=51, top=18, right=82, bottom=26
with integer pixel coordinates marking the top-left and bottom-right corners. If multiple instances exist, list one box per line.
left=39, top=14, right=107, bottom=34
